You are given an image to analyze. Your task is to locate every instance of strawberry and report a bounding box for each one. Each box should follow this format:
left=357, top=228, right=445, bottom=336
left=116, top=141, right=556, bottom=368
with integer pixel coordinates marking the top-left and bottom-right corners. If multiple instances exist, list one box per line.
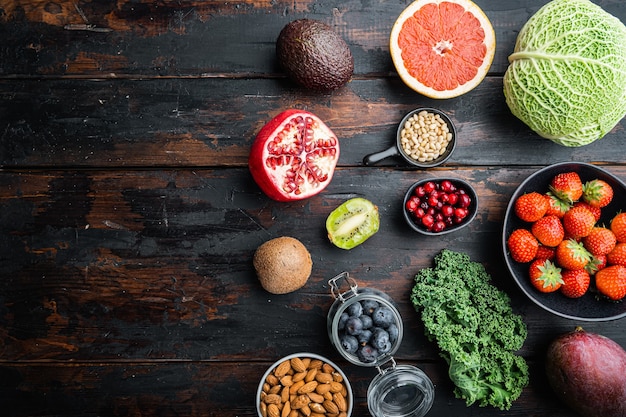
left=607, top=242, right=626, bottom=267
left=595, top=265, right=626, bottom=301
left=514, top=192, right=548, bottom=222
left=572, top=201, right=601, bottom=222
left=507, top=228, right=539, bottom=263
left=582, top=179, right=613, bottom=208
left=529, top=259, right=563, bottom=293
left=586, top=254, right=607, bottom=275
left=549, top=172, right=583, bottom=204
left=582, top=227, right=617, bottom=256
left=531, top=215, right=564, bottom=247
left=536, top=245, right=556, bottom=261
left=560, top=269, right=590, bottom=298
left=555, top=239, right=592, bottom=270
left=562, top=205, right=596, bottom=239
left=610, top=212, right=626, bottom=243
left=545, top=192, right=569, bottom=218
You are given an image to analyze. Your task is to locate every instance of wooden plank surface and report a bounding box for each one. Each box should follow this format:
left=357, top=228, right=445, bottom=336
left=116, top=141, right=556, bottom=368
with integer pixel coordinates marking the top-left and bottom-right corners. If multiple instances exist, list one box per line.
left=1, top=0, right=625, bottom=416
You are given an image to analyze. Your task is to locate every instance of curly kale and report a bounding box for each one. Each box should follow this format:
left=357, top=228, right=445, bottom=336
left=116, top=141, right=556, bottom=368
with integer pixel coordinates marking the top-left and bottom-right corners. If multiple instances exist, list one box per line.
left=411, top=249, right=529, bottom=410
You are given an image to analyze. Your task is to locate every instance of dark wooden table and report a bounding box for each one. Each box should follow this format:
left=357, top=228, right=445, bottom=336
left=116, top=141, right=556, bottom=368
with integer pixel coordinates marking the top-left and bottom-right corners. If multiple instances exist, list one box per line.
left=1, top=0, right=625, bottom=416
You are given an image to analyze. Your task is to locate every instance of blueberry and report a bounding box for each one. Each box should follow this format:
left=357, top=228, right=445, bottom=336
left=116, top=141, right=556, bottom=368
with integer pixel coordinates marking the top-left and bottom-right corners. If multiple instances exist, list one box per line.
left=337, top=312, right=349, bottom=331
left=340, top=334, right=359, bottom=354
left=372, top=306, right=395, bottom=328
left=346, top=301, right=363, bottom=318
left=357, top=345, right=379, bottom=363
left=361, top=299, right=379, bottom=314
left=345, top=316, right=363, bottom=336
left=357, top=329, right=372, bottom=345
left=359, top=314, right=373, bottom=329
left=372, top=328, right=392, bottom=354
left=387, top=323, right=399, bottom=344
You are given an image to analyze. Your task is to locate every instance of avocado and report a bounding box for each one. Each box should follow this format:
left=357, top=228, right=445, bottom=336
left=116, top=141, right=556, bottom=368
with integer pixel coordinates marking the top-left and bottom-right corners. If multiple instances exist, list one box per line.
left=276, top=19, right=354, bottom=92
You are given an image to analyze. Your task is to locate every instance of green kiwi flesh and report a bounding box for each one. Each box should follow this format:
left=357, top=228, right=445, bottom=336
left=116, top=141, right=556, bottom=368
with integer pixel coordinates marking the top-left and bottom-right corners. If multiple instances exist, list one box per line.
left=326, top=197, right=379, bottom=249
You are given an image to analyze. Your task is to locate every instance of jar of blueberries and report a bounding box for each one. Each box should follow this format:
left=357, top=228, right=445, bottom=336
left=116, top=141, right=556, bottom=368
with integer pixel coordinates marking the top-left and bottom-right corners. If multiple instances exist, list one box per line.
left=327, top=272, right=435, bottom=417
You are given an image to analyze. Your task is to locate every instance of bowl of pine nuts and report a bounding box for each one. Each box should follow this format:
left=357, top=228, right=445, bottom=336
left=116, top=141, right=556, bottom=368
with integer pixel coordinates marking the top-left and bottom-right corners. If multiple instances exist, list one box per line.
left=257, top=352, right=353, bottom=417
left=363, top=107, right=456, bottom=168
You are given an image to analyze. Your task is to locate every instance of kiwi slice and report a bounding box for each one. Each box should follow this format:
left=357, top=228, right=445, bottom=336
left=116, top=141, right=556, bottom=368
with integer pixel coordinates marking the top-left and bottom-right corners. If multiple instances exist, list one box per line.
left=326, top=198, right=380, bottom=250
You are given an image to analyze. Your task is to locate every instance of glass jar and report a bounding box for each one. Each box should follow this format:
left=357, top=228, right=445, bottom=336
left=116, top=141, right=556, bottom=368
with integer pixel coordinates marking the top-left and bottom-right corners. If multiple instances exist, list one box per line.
left=327, top=271, right=435, bottom=417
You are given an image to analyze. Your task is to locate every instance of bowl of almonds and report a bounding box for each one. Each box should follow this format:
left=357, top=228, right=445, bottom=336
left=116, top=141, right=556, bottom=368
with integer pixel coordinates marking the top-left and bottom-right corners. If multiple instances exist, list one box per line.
left=257, top=352, right=353, bottom=417
left=363, top=107, right=456, bottom=168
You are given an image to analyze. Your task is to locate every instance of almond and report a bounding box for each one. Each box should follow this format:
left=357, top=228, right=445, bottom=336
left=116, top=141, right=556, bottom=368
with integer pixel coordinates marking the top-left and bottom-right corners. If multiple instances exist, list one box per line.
left=329, top=381, right=344, bottom=393
left=323, top=399, right=339, bottom=414
left=315, top=372, right=333, bottom=384
left=267, top=403, right=280, bottom=417
left=281, top=401, right=291, bottom=417
left=333, top=392, right=347, bottom=412
left=305, top=368, right=317, bottom=383
left=297, top=381, right=318, bottom=395
left=274, top=360, right=292, bottom=377
left=309, top=359, right=323, bottom=369
left=322, top=363, right=335, bottom=374
left=309, top=402, right=326, bottom=414
left=315, top=383, right=331, bottom=395
left=279, top=375, right=293, bottom=387
left=291, top=394, right=309, bottom=410
left=307, top=392, right=324, bottom=403
left=264, top=393, right=282, bottom=405
left=292, top=371, right=307, bottom=383
left=266, top=374, right=280, bottom=386
left=290, top=357, right=307, bottom=373
left=289, top=380, right=305, bottom=395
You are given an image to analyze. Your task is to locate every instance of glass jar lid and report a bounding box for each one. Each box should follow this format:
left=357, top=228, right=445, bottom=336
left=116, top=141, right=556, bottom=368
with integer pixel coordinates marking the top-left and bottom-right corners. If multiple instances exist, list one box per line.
left=367, top=361, right=435, bottom=417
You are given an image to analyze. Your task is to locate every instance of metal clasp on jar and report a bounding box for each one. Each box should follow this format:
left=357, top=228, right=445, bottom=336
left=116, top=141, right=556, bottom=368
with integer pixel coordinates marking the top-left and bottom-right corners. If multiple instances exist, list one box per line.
left=329, top=271, right=359, bottom=303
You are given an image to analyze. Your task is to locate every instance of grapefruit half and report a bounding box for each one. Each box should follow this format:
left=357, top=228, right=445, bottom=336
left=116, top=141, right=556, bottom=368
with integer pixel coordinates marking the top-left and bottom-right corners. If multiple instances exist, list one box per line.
left=390, top=0, right=496, bottom=99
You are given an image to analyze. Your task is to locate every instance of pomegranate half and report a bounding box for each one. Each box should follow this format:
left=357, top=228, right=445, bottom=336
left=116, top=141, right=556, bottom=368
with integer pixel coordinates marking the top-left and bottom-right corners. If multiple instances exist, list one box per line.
left=249, top=109, right=340, bottom=202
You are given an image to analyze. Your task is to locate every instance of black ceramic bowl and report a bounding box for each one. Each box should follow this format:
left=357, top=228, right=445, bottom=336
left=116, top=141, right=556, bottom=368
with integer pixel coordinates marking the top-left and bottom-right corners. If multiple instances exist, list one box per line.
left=502, top=162, right=626, bottom=321
left=403, top=178, right=478, bottom=235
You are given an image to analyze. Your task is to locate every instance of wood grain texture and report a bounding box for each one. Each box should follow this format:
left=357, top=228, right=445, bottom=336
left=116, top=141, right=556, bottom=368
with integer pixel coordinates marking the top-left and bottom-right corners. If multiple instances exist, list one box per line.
left=1, top=0, right=625, bottom=416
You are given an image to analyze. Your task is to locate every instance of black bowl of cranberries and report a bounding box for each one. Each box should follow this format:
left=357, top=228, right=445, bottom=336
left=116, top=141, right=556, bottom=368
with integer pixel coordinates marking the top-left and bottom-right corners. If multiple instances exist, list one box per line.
left=403, top=178, right=478, bottom=235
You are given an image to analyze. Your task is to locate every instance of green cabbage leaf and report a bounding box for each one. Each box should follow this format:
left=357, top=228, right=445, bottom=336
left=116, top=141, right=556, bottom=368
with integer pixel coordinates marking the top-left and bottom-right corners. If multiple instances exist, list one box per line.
left=503, top=0, right=626, bottom=147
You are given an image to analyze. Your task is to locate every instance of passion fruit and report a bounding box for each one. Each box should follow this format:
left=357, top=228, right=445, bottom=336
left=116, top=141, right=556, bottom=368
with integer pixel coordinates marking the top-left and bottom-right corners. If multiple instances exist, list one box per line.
left=253, top=236, right=312, bottom=294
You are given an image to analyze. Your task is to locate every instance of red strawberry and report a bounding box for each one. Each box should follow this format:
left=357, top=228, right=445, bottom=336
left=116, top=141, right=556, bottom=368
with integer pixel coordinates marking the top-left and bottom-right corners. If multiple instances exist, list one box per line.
left=514, top=192, right=548, bottom=222
left=610, top=212, right=626, bottom=243
left=607, top=242, right=626, bottom=267
left=595, top=265, right=626, bottom=301
left=586, top=254, right=607, bottom=275
left=572, top=201, right=601, bottom=222
left=545, top=192, right=569, bottom=218
left=582, top=179, right=613, bottom=208
left=550, top=172, right=583, bottom=204
left=529, top=259, right=563, bottom=293
left=560, top=269, right=590, bottom=298
left=582, top=227, right=617, bottom=256
left=536, top=245, right=556, bottom=261
left=555, top=239, right=592, bottom=270
left=531, top=215, right=564, bottom=247
left=562, top=205, right=596, bottom=239
left=507, top=228, right=539, bottom=263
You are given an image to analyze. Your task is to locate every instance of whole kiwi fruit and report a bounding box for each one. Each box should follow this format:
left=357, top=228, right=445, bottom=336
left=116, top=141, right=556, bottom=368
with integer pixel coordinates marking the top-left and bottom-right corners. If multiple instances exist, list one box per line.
left=253, top=236, right=312, bottom=294
left=276, top=19, right=354, bottom=91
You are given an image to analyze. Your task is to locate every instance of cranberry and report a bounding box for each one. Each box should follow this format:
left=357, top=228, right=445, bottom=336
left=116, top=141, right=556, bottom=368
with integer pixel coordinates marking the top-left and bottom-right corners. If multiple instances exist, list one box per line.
left=423, top=181, right=437, bottom=194
left=422, top=214, right=435, bottom=228
left=441, top=205, right=454, bottom=217
left=406, top=179, right=474, bottom=233
left=440, top=180, right=455, bottom=192
left=458, top=193, right=472, bottom=208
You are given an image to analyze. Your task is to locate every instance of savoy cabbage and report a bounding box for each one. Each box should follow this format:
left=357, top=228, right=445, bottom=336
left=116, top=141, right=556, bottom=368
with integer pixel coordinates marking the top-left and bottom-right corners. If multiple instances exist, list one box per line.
left=503, top=0, right=626, bottom=147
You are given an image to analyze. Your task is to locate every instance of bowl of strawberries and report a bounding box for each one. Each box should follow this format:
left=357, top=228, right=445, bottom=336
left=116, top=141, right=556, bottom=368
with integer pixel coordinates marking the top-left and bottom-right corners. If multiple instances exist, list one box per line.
left=503, top=162, right=626, bottom=321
